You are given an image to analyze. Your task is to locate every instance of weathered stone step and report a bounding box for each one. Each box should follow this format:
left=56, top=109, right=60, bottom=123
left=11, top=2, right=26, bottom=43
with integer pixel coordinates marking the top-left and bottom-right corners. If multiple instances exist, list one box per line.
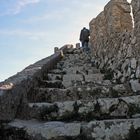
left=21, top=95, right=140, bottom=121
left=28, top=84, right=132, bottom=103
left=62, top=73, right=104, bottom=88
left=6, top=119, right=81, bottom=140
left=38, top=80, right=64, bottom=88
left=59, top=56, right=93, bottom=69
left=6, top=118, right=140, bottom=140
left=62, top=65, right=101, bottom=75
left=27, top=88, right=73, bottom=102
left=82, top=118, right=140, bottom=140
left=47, top=73, right=63, bottom=81
left=56, top=61, right=64, bottom=70
left=49, top=69, right=66, bottom=74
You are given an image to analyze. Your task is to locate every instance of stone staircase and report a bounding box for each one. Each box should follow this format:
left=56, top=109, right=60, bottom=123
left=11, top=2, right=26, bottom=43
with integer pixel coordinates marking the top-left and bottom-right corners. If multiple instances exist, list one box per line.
left=1, top=47, right=140, bottom=140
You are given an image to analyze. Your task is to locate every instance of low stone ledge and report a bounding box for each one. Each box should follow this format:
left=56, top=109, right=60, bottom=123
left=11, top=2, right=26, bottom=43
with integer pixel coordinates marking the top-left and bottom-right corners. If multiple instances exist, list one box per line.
left=19, top=95, right=140, bottom=121
left=82, top=118, right=140, bottom=140
left=8, top=119, right=81, bottom=140
left=0, top=45, right=70, bottom=122
left=5, top=118, right=140, bottom=140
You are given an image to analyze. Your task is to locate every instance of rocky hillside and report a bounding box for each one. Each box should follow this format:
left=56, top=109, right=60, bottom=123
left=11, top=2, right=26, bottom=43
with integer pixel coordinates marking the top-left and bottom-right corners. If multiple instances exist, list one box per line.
left=1, top=0, right=140, bottom=139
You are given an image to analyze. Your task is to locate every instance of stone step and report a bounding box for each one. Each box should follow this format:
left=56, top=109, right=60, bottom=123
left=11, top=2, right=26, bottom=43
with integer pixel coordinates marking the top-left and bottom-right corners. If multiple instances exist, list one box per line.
left=6, top=119, right=81, bottom=140
left=56, top=61, right=64, bottom=70
left=6, top=118, right=140, bottom=140
left=62, top=65, right=101, bottom=75
left=38, top=80, right=64, bottom=88
left=47, top=73, right=63, bottom=81
left=62, top=73, right=104, bottom=88
left=21, top=95, right=140, bottom=121
left=82, top=118, right=140, bottom=140
left=28, top=83, right=132, bottom=103
left=49, top=69, right=66, bottom=74
left=27, top=88, right=74, bottom=102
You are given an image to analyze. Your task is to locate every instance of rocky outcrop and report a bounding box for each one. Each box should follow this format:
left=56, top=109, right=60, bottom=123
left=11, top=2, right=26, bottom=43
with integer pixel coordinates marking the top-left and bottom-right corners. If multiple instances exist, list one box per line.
left=89, top=0, right=133, bottom=71
left=131, top=0, right=139, bottom=32
left=90, top=0, right=132, bottom=56
left=131, top=0, right=140, bottom=56
left=89, top=0, right=140, bottom=93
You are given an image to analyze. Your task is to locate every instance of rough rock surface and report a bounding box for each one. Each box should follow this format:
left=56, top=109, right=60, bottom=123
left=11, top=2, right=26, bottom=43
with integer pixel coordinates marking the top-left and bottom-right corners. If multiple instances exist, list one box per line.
left=131, top=0, right=140, bottom=56
left=89, top=0, right=140, bottom=94
left=0, top=47, right=139, bottom=140
left=19, top=95, right=140, bottom=121
left=9, top=119, right=81, bottom=140
left=82, top=118, right=140, bottom=140
left=1, top=0, right=140, bottom=139
left=90, top=0, right=132, bottom=56
left=0, top=45, right=68, bottom=121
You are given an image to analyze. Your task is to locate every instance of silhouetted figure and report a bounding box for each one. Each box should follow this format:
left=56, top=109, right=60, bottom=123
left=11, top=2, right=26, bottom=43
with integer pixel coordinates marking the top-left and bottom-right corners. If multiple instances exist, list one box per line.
left=79, top=27, right=90, bottom=52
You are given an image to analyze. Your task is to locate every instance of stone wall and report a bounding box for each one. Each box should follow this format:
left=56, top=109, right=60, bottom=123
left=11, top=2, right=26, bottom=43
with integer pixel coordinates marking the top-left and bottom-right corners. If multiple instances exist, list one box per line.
left=0, top=45, right=70, bottom=122
left=89, top=0, right=140, bottom=92
left=90, top=0, right=132, bottom=56
left=89, top=0, right=133, bottom=76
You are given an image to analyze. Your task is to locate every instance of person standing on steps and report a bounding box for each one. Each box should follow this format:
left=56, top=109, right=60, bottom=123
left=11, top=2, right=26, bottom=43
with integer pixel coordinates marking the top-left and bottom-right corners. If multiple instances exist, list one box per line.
left=79, top=27, right=90, bottom=53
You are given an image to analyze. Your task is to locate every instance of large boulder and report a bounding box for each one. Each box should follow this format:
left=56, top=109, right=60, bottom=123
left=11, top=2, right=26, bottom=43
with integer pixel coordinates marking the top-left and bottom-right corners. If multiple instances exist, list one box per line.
left=89, top=0, right=132, bottom=57
left=89, top=0, right=136, bottom=85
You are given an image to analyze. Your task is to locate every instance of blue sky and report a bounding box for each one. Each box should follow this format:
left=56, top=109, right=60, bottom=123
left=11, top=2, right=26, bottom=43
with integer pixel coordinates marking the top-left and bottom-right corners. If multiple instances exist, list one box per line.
left=0, top=0, right=131, bottom=81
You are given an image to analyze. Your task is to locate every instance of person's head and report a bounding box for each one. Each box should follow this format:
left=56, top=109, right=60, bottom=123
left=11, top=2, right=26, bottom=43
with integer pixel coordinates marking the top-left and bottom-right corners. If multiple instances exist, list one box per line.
left=83, top=27, right=86, bottom=29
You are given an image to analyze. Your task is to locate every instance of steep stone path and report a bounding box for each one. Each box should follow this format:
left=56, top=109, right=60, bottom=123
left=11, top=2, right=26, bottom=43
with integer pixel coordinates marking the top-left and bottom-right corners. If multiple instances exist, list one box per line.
left=2, top=47, right=140, bottom=140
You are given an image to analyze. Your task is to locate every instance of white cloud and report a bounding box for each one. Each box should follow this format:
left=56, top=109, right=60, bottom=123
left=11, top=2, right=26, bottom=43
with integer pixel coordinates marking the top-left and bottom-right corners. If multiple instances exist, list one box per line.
left=13, top=0, right=40, bottom=14
left=0, top=0, right=41, bottom=16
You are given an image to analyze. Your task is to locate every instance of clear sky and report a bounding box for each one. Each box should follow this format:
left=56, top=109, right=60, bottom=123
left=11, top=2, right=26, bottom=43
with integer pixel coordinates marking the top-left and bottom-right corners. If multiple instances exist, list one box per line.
left=0, top=0, right=131, bottom=81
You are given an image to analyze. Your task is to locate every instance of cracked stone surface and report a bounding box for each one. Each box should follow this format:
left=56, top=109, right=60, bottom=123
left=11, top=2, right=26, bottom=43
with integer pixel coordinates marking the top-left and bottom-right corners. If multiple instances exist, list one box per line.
left=1, top=0, right=140, bottom=139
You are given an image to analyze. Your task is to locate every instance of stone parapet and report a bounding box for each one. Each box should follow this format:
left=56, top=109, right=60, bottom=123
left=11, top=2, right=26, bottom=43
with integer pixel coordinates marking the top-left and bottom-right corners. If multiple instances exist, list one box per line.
left=0, top=45, right=70, bottom=121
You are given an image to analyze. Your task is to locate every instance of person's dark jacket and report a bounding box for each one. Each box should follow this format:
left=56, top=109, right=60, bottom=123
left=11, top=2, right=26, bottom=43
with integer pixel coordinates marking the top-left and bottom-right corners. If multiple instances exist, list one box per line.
left=80, top=28, right=90, bottom=42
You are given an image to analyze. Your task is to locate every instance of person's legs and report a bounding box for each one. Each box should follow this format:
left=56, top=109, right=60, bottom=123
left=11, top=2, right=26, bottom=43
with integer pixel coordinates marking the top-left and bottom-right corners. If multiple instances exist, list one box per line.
left=82, top=41, right=85, bottom=48
left=82, top=41, right=90, bottom=53
left=85, top=41, right=90, bottom=53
